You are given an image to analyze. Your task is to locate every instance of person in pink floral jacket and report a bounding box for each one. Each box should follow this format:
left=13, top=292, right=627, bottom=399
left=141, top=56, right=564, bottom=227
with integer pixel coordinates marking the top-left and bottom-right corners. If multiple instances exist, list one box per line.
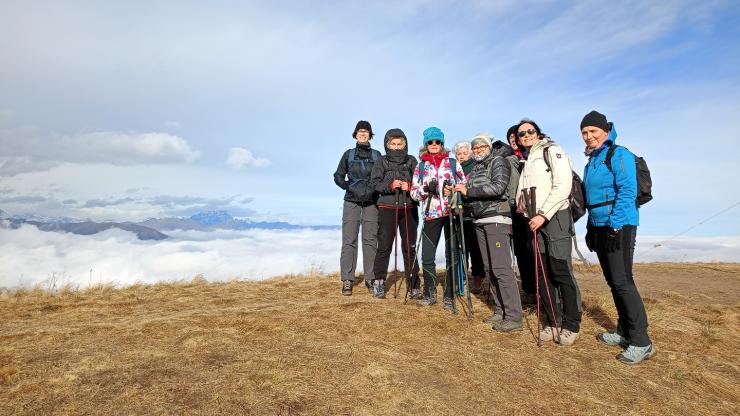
left=410, top=127, right=466, bottom=309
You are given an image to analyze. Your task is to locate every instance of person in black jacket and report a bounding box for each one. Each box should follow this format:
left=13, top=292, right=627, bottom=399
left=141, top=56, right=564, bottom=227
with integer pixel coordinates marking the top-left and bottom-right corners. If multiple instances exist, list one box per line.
left=368, top=129, right=420, bottom=299
left=455, top=134, right=523, bottom=332
left=333, top=120, right=381, bottom=296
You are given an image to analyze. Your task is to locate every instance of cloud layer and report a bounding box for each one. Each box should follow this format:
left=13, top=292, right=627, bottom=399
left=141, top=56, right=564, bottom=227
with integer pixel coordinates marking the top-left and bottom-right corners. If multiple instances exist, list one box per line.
left=1, top=225, right=737, bottom=290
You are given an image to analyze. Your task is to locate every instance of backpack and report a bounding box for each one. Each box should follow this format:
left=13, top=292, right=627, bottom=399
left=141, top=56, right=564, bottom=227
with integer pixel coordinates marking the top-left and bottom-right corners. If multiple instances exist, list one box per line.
left=542, top=143, right=587, bottom=223
left=605, top=145, right=653, bottom=207
left=347, top=147, right=380, bottom=184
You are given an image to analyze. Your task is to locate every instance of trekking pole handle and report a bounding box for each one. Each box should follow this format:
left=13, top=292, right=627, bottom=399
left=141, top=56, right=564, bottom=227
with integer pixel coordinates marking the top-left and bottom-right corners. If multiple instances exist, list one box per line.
left=528, top=186, right=537, bottom=218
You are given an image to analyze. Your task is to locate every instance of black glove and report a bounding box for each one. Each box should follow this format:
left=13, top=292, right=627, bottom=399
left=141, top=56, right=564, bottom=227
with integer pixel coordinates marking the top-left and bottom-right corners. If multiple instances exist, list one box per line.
left=604, top=228, right=622, bottom=253
left=424, top=179, right=438, bottom=196
left=585, top=227, right=596, bottom=252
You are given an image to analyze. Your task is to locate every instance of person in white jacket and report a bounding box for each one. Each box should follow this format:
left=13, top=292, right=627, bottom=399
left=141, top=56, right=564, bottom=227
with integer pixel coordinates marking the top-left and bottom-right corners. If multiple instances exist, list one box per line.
left=515, top=119, right=582, bottom=346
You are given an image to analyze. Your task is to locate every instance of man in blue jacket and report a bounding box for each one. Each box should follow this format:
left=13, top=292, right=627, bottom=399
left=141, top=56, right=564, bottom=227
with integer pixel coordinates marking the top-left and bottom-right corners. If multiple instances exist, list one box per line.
left=581, top=110, right=655, bottom=364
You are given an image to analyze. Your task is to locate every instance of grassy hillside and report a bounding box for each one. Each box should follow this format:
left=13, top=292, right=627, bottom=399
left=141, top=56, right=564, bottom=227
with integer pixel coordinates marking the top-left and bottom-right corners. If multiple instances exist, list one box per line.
left=1, top=263, right=738, bottom=415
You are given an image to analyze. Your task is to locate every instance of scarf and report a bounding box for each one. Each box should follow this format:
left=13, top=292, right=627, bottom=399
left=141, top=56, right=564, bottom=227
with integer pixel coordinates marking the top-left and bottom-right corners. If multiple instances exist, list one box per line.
left=421, top=151, right=449, bottom=170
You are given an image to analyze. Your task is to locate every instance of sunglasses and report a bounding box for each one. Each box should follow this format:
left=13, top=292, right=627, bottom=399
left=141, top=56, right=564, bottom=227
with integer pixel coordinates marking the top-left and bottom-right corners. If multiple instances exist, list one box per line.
left=517, top=128, right=537, bottom=138
left=427, top=140, right=442, bottom=145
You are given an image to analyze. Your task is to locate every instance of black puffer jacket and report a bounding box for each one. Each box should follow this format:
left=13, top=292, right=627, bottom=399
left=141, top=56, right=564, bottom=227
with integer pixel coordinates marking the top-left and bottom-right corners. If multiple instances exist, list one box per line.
left=369, top=128, right=418, bottom=207
left=465, top=142, right=513, bottom=219
left=333, top=142, right=381, bottom=203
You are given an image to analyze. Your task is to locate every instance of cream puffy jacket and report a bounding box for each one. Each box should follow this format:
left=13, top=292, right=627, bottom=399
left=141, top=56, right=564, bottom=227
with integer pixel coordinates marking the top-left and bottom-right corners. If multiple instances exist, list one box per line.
left=516, top=138, right=573, bottom=220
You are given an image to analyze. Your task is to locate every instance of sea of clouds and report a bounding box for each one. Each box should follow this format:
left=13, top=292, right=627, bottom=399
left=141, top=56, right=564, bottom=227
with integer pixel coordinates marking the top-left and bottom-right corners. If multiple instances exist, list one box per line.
left=1, top=224, right=739, bottom=290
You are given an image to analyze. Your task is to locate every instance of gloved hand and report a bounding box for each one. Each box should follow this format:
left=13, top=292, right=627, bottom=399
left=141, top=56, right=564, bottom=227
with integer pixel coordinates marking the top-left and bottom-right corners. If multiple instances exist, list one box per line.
left=604, top=228, right=621, bottom=253
left=585, top=227, right=596, bottom=252
left=423, top=179, right=438, bottom=196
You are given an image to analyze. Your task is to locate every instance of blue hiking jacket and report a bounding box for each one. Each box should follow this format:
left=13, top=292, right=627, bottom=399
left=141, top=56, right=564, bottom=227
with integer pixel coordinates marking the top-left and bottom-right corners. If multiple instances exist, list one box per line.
left=583, top=123, right=639, bottom=229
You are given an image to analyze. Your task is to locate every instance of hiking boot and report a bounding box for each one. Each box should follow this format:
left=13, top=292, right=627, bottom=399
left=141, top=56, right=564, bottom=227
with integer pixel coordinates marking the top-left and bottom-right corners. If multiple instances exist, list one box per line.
left=443, top=297, right=456, bottom=313
left=409, top=289, right=423, bottom=300
left=596, top=331, right=629, bottom=347
left=617, top=344, right=656, bottom=365
left=558, top=329, right=579, bottom=346
left=341, top=280, right=353, bottom=296
left=373, top=280, right=386, bottom=299
left=483, top=313, right=504, bottom=324
left=493, top=319, right=523, bottom=333
left=418, top=295, right=437, bottom=306
left=539, top=326, right=559, bottom=342
left=365, top=280, right=373, bottom=294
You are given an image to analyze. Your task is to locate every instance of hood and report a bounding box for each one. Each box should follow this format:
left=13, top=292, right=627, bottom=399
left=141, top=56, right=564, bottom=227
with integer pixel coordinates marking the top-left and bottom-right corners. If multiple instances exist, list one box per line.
left=384, top=128, right=408, bottom=153
left=490, top=140, right=514, bottom=158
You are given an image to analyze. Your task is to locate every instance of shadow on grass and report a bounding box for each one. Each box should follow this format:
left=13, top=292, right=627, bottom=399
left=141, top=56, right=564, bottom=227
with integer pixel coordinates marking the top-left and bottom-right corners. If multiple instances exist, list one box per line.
left=583, top=301, right=617, bottom=330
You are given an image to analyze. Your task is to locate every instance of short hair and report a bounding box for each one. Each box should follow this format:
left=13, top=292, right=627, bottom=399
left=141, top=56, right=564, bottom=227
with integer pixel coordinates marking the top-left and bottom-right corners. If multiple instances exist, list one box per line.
left=454, top=141, right=471, bottom=153
left=388, top=135, right=406, bottom=143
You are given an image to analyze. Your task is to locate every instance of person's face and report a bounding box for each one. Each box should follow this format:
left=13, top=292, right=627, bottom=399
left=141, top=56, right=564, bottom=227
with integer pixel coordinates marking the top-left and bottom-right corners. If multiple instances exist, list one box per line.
left=508, top=133, right=519, bottom=151
left=388, top=138, right=405, bottom=150
left=581, top=126, right=609, bottom=150
left=355, top=129, right=370, bottom=144
left=426, top=140, right=442, bottom=154
left=456, top=146, right=471, bottom=162
left=472, top=143, right=490, bottom=158
left=517, top=123, right=539, bottom=149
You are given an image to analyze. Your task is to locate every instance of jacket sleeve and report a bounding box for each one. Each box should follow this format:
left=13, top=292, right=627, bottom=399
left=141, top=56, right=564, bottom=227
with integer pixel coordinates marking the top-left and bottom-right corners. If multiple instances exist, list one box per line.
left=333, top=150, right=349, bottom=190
left=370, top=158, right=393, bottom=195
left=540, top=145, right=573, bottom=220
left=410, top=163, right=426, bottom=201
left=608, top=147, right=637, bottom=229
left=467, top=156, right=509, bottom=199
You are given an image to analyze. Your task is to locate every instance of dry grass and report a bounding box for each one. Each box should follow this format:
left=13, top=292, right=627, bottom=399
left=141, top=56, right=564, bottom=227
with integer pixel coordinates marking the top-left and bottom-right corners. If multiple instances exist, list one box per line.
left=1, top=264, right=738, bottom=415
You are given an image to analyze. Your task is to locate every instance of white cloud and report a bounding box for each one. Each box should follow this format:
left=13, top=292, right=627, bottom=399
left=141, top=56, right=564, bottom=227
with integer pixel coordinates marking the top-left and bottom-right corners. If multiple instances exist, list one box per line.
left=1, top=223, right=738, bottom=291
left=226, top=147, right=270, bottom=170
left=0, top=224, right=343, bottom=289
left=0, top=127, right=201, bottom=176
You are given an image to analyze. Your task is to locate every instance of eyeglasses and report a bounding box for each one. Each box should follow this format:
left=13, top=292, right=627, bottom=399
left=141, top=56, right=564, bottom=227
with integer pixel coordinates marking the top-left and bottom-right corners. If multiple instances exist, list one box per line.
left=517, top=128, right=537, bottom=138
left=472, top=145, right=488, bottom=151
left=427, top=140, right=442, bottom=145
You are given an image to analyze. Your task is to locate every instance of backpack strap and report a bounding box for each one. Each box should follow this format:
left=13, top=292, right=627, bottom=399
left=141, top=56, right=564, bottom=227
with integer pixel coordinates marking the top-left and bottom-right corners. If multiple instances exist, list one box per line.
left=604, top=144, right=619, bottom=173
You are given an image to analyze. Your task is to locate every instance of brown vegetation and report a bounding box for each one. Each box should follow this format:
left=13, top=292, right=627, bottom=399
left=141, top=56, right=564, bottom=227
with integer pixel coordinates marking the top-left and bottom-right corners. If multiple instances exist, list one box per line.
left=1, top=263, right=738, bottom=415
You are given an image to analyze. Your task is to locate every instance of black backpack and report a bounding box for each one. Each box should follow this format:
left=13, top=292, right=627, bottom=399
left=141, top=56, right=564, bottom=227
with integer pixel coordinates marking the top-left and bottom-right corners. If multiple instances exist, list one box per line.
left=347, top=147, right=380, bottom=185
left=605, top=145, right=653, bottom=207
left=542, top=143, right=587, bottom=223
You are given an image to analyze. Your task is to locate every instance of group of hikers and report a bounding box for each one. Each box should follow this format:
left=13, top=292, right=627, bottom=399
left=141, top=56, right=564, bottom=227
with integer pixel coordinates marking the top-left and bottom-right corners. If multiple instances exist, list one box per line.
left=333, top=111, right=655, bottom=365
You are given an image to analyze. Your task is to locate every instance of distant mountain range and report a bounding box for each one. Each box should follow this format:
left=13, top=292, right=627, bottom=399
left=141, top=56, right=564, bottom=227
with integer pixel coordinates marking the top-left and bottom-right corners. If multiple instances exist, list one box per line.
left=1, top=210, right=339, bottom=240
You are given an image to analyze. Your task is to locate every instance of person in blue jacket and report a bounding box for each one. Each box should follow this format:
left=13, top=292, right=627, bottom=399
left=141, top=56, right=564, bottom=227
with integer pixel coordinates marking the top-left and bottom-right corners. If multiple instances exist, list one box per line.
left=581, top=110, right=655, bottom=365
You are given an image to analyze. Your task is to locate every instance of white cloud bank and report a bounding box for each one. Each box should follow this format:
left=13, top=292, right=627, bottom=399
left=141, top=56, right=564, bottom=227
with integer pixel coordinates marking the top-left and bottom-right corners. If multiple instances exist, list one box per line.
left=226, top=147, right=270, bottom=170
left=1, top=225, right=738, bottom=291
left=0, top=127, right=200, bottom=176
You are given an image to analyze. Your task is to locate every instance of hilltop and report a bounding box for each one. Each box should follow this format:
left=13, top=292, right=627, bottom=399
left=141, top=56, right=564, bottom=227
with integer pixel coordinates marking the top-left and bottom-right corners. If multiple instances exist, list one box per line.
left=0, top=263, right=738, bottom=415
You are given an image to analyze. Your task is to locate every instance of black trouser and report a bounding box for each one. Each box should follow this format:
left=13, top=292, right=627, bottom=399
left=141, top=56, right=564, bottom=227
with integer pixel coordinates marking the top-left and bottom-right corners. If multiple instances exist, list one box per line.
left=512, top=213, right=535, bottom=295
left=373, top=206, right=420, bottom=290
left=463, top=219, right=485, bottom=278
left=593, top=225, right=651, bottom=347
left=536, top=209, right=582, bottom=333
left=421, top=217, right=452, bottom=299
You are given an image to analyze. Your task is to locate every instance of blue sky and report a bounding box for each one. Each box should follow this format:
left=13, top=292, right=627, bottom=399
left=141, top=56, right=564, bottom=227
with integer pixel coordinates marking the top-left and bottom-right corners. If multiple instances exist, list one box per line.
left=1, top=0, right=739, bottom=238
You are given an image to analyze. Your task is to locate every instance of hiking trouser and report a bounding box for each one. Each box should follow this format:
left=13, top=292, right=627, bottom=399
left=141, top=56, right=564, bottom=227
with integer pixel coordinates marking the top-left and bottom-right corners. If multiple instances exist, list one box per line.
left=594, top=225, right=651, bottom=347
left=512, top=213, right=536, bottom=295
left=373, top=205, right=420, bottom=289
left=340, top=201, right=378, bottom=282
left=536, top=209, right=582, bottom=333
left=421, top=217, right=452, bottom=299
left=475, top=222, right=523, bottom=322
left=463, top=219, right=485, bottom=278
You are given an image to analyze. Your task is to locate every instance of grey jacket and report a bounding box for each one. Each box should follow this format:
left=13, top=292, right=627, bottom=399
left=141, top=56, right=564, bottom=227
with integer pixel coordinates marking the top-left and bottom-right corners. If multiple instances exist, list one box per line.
left=465, top=143, right=513, bottom=220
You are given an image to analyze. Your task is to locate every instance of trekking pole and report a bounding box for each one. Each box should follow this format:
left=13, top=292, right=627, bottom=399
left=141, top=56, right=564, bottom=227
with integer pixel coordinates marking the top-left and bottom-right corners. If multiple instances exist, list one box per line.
left=405, top=196, right=432, bottom=303
left=392, top=187, right=401, bottom=298
left=522, top=188, right=541, bottom=346
left=454, top=190, right=473, bottom=319
left=446, top=180, right=458, bottom=315
left=528, top=187, right=561, bottom=344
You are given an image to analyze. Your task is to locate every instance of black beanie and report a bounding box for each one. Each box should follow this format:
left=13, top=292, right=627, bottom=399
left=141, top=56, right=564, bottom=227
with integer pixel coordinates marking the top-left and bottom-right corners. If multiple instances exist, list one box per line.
left=353, top=120, right=373, bottom=139
left=580, top=110, right=609, bottom=132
